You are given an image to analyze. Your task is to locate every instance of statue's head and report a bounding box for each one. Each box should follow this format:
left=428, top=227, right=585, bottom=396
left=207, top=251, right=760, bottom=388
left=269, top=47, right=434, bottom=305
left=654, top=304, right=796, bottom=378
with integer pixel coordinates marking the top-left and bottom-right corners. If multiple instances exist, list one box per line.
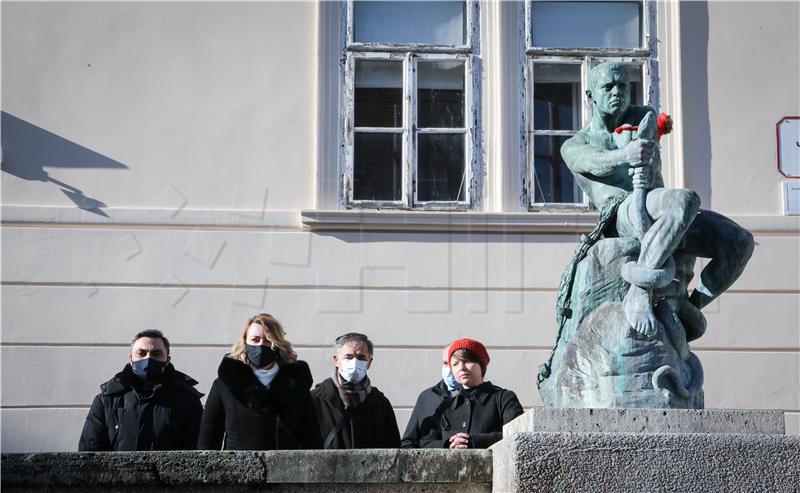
left=586, top=62, right=631, bottom=117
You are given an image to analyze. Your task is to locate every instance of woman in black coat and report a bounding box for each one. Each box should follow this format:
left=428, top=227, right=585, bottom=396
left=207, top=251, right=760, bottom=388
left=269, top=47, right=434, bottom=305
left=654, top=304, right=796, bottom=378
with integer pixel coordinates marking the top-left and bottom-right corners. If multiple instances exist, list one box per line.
left=197, top=313, right=322, bottom=450
left=420, top=338, right=523, bottom=449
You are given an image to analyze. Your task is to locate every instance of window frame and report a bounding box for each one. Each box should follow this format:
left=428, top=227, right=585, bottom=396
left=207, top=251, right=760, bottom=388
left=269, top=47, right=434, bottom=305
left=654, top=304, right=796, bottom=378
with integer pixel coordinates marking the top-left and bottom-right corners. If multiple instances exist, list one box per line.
left=523, top=0, right=659, bottom=210
left=340, top=0, right=482, bottom=211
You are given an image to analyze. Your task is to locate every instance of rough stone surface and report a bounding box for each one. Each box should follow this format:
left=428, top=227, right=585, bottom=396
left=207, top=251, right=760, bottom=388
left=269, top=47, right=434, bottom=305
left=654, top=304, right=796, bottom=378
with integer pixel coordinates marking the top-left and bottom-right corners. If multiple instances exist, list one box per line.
left=1, top=449, right=492, bottom=492
left=540, top=238, right=705, bottom=409
left=503, top=407, right=786, bottom=435
left=492, top=432, right=800, bottom=493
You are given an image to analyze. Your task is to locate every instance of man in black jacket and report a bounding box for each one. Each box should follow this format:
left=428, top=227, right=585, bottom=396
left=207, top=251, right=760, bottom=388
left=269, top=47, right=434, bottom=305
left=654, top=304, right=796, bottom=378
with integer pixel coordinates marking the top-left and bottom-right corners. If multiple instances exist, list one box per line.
left=310, top=333, right=400, bottom=449
left=78, top=329, right=203, bottom=451
left=401, top=345, right=460, bottom=448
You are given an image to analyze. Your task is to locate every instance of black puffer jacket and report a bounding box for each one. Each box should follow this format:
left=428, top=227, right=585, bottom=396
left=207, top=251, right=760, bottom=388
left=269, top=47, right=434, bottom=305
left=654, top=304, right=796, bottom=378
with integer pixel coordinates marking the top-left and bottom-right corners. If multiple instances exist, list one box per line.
left=197, top=357, right=322, bottom=450
left=401, top=380, right=453, bottom=448
left=311, top=377, right=401, bottom=449
left=419, top=381, right=523, bottom=449
left=78, top=364, right=203, bottom=451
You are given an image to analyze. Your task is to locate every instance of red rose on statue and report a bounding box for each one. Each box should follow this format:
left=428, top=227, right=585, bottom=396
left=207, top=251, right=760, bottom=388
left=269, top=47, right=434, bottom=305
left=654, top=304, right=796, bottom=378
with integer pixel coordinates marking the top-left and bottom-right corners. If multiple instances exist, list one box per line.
left=657, top=112, right=673, bottom=139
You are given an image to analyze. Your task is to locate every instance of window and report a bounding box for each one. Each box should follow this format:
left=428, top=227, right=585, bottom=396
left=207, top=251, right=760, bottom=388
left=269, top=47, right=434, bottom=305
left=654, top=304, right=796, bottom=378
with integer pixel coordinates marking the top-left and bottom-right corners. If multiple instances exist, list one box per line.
left=525, top=0, right=657, bottom=208
left=341, top=1, right=481, bottom=209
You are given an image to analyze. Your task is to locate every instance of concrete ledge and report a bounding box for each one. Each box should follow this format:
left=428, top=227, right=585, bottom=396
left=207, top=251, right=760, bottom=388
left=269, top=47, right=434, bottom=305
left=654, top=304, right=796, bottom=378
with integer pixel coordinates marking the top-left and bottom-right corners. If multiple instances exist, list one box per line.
left=492, top=432, right=800, bottom=493
left=503, top=408, right=786, bottom=435
left=1, top=449, right=492, bottom=492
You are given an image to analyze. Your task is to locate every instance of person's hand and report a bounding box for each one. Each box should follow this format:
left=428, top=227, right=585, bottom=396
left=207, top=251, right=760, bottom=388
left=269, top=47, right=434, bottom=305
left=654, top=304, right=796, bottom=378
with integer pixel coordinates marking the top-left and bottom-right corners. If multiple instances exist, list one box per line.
left=448, top=432, right=471, bottom=449
left=629, top=164, right=652, bottom=189
left=625, top=139, right=654, bottom=167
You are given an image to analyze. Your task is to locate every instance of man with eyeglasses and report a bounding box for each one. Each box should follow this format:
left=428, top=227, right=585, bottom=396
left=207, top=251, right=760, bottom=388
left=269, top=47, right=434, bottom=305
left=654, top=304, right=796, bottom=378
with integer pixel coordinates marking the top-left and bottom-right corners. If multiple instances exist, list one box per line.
left=79, top=329, right=203, bottom=451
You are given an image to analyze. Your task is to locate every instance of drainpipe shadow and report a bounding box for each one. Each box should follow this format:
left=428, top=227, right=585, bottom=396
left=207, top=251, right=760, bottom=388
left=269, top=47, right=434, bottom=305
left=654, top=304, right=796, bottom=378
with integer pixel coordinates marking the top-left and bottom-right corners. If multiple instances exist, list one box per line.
left=1, top=111, right=129, bottom=217
left=679, top=1, right=712, bottom=206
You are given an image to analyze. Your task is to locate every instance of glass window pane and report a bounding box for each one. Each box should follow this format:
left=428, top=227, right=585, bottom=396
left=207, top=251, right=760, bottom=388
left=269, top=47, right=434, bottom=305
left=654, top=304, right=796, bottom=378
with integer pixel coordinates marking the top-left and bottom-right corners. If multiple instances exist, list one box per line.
left=532, top=1, right=642, bottom=49
left=355, top=60, right=403, bottom=128
left=417, top=133, right=466, bottom=202
left=621, top=63, right=644, bottom=106
left=533, top=63, right=581, bottom=131
left=418, top=61, right=465, bottom=128
left=533, top=135, right=580, bottom=203
left=354, top=133, right=403, bottom=201
left=354, top=1, right=466, bottom=45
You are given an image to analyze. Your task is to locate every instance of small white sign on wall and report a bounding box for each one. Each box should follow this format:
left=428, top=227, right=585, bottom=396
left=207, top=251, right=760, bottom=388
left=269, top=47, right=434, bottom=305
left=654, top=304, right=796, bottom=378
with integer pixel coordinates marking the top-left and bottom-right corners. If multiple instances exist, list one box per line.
left=784, top=181, right=800, bottom=215
left=777, top=117, right=800, bottom=178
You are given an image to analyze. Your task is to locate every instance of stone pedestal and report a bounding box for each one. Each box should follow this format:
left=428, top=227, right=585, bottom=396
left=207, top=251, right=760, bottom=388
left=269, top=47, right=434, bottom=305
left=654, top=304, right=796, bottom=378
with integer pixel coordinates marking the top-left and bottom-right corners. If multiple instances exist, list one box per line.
left=492, top=408, right=799, bottom=493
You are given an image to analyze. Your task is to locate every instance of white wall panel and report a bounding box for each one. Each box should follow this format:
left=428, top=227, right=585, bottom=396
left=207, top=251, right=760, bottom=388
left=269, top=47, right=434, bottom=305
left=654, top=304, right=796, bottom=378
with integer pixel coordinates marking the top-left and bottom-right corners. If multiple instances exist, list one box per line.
left=698, top=351, right=800, bottom=411
left=0, top=408, right=89, bottom=453
left=1, top=228, right=579, bottom=289
left=1, top=286, right=554, bottom=347
left=4, top=286, right=797, bottom=350
left=2, top=2, right=316, bottom=211
left=4, top=228, right=798, bottom=290
left=703, top=2, right=800, bottom=215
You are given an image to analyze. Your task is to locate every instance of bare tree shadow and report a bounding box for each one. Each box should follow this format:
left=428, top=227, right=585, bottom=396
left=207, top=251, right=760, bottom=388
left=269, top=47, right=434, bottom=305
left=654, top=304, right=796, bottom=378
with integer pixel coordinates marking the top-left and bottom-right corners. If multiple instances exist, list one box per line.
left=1, top=112, right=129, bottom=217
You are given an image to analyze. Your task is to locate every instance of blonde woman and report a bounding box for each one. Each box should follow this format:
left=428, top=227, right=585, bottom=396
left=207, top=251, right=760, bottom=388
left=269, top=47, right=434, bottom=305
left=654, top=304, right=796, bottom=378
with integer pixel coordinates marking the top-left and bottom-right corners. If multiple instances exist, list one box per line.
left=197, top=314, right=321, bottom=450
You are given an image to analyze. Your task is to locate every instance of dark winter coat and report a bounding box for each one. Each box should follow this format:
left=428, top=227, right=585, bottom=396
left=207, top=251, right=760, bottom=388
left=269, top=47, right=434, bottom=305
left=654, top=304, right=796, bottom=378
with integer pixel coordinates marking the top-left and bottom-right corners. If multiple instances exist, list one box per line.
left=401, top=380, right=453, bottom=448
left=419, top=381, right=523, bottom=449
left=78, top=364, right=203, bottom=451
left=197, top=357, right=322, bottom=450
left=310, top=377, right=401, bottom=449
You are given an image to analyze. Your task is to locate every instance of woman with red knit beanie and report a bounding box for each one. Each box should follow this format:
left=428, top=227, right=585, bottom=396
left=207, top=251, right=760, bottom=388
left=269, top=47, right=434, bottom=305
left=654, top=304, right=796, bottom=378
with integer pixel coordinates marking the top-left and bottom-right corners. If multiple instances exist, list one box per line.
left=419, top=338, right=523, bottom=449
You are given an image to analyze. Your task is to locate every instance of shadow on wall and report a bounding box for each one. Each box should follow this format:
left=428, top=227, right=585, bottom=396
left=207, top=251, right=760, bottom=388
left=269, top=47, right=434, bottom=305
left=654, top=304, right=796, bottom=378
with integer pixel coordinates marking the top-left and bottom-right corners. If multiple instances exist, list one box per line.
left=679, top=1, right=712, bottom=206
left=1, top=111, right=129, bottom=217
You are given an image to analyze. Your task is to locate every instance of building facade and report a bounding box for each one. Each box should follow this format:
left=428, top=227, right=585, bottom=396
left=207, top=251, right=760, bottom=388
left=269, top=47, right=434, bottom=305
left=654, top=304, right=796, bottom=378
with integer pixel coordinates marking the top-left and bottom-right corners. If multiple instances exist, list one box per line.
left=2, top=0, right=799, bottom=452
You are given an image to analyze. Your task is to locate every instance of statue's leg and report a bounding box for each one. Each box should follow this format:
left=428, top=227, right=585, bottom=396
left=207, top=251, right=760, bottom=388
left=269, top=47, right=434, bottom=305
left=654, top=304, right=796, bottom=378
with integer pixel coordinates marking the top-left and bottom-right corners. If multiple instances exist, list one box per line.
left=639, top=188, right=701, bottom=269
left=620, top=188, right=701, bottom=337
left=680, top=210, right=755, bottom=309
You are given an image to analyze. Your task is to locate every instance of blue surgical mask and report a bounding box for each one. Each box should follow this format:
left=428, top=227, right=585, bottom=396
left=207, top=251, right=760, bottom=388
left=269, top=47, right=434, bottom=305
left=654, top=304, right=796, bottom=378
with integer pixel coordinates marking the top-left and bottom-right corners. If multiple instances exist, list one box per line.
left=131, top=358, right=166, bottom=381
left=339, top=358, right=368, bottom=383
left=442, top=367, right=459, bottom=390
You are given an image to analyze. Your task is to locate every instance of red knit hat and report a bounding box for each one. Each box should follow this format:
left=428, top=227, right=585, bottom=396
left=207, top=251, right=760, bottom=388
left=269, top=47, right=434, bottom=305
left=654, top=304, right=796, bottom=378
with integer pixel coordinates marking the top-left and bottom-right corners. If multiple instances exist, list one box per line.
left=448, top=338, right=490, bottom=374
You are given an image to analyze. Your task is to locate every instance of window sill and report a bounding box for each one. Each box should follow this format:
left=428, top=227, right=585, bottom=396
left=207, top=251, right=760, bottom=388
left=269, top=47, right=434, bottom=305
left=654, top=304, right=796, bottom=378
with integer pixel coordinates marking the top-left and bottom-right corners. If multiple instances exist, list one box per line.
left=301, top=210, right=800, bottom=234
left=300, top=209, right=600, bottom=233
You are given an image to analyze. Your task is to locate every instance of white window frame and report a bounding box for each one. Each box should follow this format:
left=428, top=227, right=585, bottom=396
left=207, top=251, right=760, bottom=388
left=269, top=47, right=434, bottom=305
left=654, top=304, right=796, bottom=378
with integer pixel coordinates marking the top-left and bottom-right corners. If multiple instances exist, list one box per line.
left=340, top=0, right=482, bottom=210
left=524, top=0, right=659, bottom=210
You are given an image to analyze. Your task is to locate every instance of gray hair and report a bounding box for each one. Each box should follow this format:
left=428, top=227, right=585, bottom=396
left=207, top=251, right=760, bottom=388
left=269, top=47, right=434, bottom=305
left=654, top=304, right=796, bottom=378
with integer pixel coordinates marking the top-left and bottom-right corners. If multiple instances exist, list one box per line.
left=334, top=332, right=374, bottom=356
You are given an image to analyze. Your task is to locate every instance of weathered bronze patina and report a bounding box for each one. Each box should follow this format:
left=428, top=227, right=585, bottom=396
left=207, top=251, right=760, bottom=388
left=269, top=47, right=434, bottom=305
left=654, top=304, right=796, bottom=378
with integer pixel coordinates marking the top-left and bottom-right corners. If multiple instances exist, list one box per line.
left=539, top=62, right=754, bottom=409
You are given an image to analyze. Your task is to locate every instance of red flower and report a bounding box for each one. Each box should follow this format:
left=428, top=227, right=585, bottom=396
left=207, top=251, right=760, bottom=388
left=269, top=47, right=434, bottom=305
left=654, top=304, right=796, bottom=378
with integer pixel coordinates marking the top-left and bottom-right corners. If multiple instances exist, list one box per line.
left=614, top=124, right=638, bottom=134
left=657, top=113, right=673, bottom=139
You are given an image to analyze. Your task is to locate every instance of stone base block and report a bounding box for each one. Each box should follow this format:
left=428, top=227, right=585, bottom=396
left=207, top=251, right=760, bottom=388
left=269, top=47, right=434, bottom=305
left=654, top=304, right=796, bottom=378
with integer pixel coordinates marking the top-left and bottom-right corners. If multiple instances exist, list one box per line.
left=492, top=432, right=800, bottom=493
left=1, top=449, right=492, bottom=493
left=503, top=407, right=786, bottom=435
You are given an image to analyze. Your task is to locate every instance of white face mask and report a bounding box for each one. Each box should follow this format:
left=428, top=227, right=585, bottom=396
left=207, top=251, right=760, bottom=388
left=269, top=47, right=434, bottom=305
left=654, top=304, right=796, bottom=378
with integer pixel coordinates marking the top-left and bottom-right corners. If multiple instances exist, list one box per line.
left=338, top=358, right=368, bottom=383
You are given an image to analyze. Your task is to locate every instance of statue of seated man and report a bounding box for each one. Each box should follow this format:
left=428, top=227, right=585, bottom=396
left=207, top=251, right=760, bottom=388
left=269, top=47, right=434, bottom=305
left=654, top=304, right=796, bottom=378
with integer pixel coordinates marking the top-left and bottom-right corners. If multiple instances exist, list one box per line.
left=561, top=62, right=754, bottom=337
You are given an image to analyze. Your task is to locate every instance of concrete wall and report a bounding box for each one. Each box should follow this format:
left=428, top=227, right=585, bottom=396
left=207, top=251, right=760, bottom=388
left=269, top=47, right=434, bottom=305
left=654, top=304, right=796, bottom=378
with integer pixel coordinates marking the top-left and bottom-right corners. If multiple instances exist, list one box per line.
left=2, top=1, right=799, bottom=453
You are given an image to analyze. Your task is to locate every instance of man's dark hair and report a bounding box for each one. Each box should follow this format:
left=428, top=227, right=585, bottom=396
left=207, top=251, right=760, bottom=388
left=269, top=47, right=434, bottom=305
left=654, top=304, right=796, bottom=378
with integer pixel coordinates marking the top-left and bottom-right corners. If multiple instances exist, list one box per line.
left=132, top=329, right=170, bottom=355
left=334, top=332, right=373, bottom=356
